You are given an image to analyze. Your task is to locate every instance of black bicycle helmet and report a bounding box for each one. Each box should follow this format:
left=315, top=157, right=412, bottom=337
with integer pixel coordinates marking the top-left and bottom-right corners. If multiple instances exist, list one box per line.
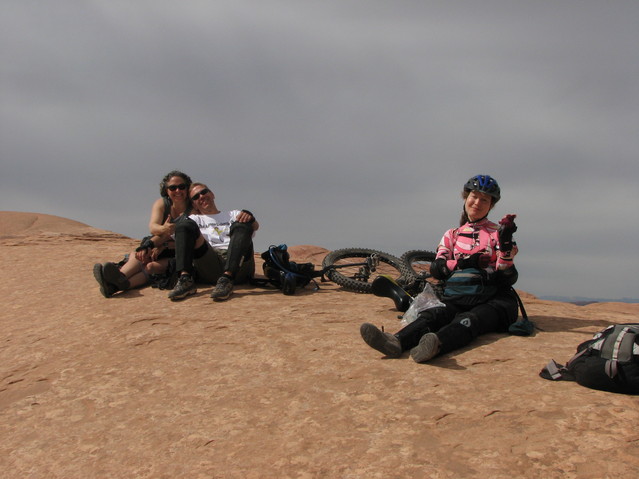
left=464, top=175, right=500, bottom=202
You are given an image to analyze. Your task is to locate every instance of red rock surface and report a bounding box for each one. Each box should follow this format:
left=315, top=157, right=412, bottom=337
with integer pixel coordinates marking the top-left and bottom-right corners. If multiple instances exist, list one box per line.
left=1, top=211, right=637, bottom=478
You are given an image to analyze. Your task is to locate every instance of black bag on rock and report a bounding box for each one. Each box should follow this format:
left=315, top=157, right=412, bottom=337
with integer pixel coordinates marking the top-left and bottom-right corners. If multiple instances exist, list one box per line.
left=540, top=323, right=639, bottom=395
left=260, top=244, right=318, bottom=295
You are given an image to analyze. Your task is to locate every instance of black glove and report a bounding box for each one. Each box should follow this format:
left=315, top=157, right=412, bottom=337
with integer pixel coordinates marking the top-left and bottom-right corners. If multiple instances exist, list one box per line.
left=136, top=236, right=155, bottom=252
left=457, top=252, right=490, bottom=270
left=498, top=214, right=517, bottom=253
left=430, top=258, right=451, bottom=280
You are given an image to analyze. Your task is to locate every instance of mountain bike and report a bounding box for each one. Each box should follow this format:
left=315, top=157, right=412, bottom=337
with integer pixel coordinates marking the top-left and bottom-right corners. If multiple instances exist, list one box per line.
left=321, top=248, right=414, bottom=294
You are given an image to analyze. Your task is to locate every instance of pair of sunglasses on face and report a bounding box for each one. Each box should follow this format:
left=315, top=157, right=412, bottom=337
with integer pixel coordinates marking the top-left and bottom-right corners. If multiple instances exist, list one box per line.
left=190, top=188, right=210, bottom=201
left=167, top=183, right=187, bottom=191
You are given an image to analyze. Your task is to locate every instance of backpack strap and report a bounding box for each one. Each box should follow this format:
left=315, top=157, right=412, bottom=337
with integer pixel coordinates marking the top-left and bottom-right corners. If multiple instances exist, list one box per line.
left=539, top=359, right=576, bottom=382
left=601, top=325, right=638, bottom=378
left=507, top=287, right=540, bottom=336
left=542, top=360, right=566, bottom=380
left=249, top=277, right=272, bottom=288
left=565, top=344, right=591, bottom=369
left=605, top=358, right=618, bottom=379
left=512, top=287, right=528, bottom=321
left=603, top=325, right=636, bottom=362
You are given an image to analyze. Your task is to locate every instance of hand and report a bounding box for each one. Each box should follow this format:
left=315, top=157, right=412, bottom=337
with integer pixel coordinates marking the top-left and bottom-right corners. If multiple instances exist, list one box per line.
left=457, top=252, right=491, bottom=270
left=499, top=214, right=517, bottom=232
left=498, top=214, right=517, bottom=252
left=236, top=210, right=255, bottom=224
left=161, top=217, right=175, bottom=236
left=135, top=237, right=155, bottom=262
left=135, top=248, right=152, bottom=264
left=150, top=246, right=163, bottom=261
left=430, top=258, right=451, bottom=280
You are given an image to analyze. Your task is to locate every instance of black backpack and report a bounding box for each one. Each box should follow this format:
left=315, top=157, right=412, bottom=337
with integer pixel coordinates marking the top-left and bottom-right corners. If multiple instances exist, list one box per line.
left=540, top=323, right=639, bottom=395
left=260, top=244, right=319, bottom=295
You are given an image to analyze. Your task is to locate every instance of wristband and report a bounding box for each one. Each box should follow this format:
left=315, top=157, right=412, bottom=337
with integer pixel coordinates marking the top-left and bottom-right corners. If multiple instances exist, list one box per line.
left=136, top=236, right=155, bottom=252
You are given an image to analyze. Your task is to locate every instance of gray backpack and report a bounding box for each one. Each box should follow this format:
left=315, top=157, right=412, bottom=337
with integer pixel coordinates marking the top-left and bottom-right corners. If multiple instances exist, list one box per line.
left=540, top=323, right=639, bottom=395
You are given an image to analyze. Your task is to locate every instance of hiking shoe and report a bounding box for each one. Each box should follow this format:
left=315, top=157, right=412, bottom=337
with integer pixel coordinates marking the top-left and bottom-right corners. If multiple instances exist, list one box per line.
left=210, top=276, right=233, bottom=301
left=93, top=263, right=117, bottom=298
left=410, top=333, right=441, bottom=363
left=360, top=323, right=403, bottom=358
left=168, top=274, right=196, bottom=301
left=102, top=262, right=130, bottom=291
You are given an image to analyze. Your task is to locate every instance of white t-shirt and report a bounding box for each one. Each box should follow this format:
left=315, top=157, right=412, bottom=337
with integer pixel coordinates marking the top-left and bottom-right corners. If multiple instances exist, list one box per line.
left=189, top=210, right=242, bottom=250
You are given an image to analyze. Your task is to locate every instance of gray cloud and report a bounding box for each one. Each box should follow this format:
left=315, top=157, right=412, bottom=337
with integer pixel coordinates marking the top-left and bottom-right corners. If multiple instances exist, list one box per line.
left=2, top=1, right=638, bottom=299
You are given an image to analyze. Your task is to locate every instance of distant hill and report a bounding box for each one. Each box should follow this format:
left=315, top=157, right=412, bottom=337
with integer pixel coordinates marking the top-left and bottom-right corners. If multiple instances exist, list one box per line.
left=539, top=295, right=639, bottom=305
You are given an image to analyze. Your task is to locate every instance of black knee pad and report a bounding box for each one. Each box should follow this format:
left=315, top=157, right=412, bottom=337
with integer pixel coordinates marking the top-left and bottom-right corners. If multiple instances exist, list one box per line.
left=452, top=312, right=482, bottom=338
left=230, top=221, right=253, bottom=236
left=175, top=218, right=200, bottom=236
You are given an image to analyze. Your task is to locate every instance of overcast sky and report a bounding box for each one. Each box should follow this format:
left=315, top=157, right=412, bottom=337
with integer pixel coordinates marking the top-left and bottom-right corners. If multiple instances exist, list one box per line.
left=2, top=1, right=638, bottom=300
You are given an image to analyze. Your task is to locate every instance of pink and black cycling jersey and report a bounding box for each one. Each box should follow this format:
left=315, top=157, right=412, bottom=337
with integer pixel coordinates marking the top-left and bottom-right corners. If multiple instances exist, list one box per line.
left=435, top=218, right=517, bottom=272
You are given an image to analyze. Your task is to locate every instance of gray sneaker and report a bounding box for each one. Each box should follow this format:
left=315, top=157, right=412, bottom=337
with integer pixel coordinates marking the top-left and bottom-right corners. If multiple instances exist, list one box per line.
left=410, top=333, right=441, bottom=363
left=360, top=323, right=403, bottom=358
left=102, top=262, right=130, bottom=291
left=210, top=276, right=233, bottom=301
left=168, top=274, right=196, bottom=301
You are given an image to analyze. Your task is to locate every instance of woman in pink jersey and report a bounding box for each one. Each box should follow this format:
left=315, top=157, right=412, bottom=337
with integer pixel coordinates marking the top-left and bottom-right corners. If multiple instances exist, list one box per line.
left=360, top=175, right=520, bottom=363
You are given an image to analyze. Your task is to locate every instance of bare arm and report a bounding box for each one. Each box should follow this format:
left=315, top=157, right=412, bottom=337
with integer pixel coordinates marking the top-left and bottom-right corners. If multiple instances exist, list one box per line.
left=148, top=198, right=175, bottom=237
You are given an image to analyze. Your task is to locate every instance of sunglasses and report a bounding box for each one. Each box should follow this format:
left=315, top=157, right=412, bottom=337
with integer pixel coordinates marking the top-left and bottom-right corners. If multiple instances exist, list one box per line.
left=191, top=188, right=210, bottom=201
left=167, top=183, right=187, bottom=191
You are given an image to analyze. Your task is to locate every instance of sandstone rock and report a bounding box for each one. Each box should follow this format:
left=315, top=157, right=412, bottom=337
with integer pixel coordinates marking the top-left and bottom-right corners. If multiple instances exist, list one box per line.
left=1, top=211, right=637, bottom=478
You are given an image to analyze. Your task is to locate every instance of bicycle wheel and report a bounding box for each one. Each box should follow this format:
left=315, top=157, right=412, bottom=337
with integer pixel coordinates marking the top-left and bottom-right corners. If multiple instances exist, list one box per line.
left=322, top=248, right=414, bottom=293
left=401, top=250, right=436, bottom=279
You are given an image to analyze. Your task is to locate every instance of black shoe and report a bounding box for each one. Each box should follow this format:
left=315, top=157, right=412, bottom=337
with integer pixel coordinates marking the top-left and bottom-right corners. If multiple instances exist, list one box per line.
left=371, top=275, right=412, bottom=312
left=360, top=323, right=403, bottom=358
left=410, top=333, right=441, bottom=363
left=93, top=263, right=117, bottom=298
left=168, top=274, right=196, bottom=301
left=102, top=262, right=130, bottom=291
left=210, top=276, right=233, bottom=301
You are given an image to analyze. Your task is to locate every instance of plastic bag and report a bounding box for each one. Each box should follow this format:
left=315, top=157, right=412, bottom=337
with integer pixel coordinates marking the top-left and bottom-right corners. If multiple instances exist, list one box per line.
left=400, top=283, right=445, bottom=327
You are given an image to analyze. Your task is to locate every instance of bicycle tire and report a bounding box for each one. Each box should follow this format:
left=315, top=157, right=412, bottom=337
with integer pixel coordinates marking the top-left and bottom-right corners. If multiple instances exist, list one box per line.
left=322, top=248, right=414, bottom=293
left=401, top=250, right=437, bottom=279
